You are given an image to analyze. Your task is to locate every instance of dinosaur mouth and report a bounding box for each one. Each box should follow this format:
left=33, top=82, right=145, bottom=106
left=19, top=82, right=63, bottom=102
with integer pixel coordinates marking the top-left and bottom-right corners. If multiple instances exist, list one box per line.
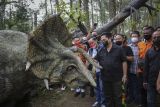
left=68, top=78, right=79, bottom=88
left=68, top=78, right=87, bottom=89
left=64, top=65, right=87, bottom=88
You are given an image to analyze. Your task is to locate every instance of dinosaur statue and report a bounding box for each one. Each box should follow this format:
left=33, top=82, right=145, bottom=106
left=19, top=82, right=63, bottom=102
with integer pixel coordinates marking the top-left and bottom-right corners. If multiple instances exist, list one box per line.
left=0, top=14, right=100, bottom=107
left=0, top=30, right=33, bottom=106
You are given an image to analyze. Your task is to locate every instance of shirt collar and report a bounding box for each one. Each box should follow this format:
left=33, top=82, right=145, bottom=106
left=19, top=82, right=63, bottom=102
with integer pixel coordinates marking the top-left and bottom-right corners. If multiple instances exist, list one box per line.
left=103, top=44, right=117, bottom=52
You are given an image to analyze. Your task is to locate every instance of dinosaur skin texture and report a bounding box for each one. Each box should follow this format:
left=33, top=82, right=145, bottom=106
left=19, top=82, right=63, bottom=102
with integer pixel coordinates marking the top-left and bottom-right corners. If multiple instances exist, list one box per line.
left=0, top=15, right=98, bottom=106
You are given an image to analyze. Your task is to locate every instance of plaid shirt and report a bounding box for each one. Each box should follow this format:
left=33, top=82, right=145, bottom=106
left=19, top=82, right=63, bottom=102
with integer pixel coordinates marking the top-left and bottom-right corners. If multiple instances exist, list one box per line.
left=129, top=44, right=139, bottom=74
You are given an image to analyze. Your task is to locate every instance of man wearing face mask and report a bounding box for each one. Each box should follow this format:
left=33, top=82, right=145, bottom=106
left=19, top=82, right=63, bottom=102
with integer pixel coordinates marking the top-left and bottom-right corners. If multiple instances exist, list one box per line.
left=127, top=31, right=142, bottom=106
left=96, top=32, right=127, bottom=107
left=114, top=34, right=134, bottom=66
left=137, top=26, right=154, bottom=107
left=114, top=34, right=135, bottom=106
left=143, top=30, right=160, bottom=107
left=138, top=26, right=154, bottom=66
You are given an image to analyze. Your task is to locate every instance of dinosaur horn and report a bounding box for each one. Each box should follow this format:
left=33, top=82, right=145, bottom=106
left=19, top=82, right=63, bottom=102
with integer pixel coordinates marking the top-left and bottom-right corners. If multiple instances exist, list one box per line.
left=69, top=46, right=102, bottom=69
left=44, top=79, right=50, bottom=90
left=62, top=49, right=96, bottom=87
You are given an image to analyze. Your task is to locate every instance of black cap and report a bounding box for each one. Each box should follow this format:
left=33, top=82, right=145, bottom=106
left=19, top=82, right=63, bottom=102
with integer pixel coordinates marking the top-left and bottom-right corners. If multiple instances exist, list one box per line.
left=100, top=32, right=112, bottom=38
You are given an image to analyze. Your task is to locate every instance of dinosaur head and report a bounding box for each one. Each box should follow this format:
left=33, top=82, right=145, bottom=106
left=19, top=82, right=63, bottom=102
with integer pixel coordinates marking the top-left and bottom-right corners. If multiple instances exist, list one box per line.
left=27, top=14, right=100, bottom=89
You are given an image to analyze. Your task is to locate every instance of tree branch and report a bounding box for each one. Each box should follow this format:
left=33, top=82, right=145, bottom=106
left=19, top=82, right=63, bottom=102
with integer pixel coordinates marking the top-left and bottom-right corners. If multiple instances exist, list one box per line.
left=64, top=10, right=88, bottom=35
left=143, top=3, right=158, bottom=15
left=95, top=0, right=149, bottom=34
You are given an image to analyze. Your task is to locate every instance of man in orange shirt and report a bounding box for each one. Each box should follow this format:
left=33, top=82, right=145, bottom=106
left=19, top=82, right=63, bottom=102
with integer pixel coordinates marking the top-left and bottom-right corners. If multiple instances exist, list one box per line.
left=137, top=26, right=154, bottom=107
left=138, top=26, right=154, bottom=60
left=138, top=26, right=154, bottom=72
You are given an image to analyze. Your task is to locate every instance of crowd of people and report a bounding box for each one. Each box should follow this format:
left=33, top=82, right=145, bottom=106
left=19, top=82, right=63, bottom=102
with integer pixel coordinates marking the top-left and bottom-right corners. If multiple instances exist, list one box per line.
left=70, top=25, right=160, bottom=107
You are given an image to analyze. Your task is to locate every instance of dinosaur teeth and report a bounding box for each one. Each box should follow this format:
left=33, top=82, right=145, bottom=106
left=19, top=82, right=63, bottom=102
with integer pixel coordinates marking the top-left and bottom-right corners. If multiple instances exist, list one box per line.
left=44, top=79, right=50, bottom=90
left=25, top=61, right=31, bottom=71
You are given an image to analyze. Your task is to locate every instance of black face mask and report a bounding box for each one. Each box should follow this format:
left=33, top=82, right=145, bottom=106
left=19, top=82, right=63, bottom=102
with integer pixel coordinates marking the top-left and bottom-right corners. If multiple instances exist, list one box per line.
left=153, top=37, right=160, bottom=50
left=144, top=34, right=152, bottom=40
left=103, top=41, right=109, bottom=47
left=115, top=41, right=123, bottom=46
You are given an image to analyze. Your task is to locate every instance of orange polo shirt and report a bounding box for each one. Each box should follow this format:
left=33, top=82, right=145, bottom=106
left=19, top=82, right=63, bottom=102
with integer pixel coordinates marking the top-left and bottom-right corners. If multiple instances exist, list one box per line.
left=138, top=41, right=152, bottom=59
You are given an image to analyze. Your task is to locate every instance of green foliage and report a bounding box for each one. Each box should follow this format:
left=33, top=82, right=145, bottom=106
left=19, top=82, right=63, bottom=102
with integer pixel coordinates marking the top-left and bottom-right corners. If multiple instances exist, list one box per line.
left=2, top=0, right=160, bottom=33
left=5, top=3, right=31, bottom=32
left=15, top=5, right=29, bottom=21
left=54, top=0, right=87, bottom=30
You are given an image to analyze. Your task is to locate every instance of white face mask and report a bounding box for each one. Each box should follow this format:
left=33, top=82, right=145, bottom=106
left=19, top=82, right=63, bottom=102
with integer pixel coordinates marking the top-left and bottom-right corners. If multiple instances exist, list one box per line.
left=131, top=37, right=138, bottom=43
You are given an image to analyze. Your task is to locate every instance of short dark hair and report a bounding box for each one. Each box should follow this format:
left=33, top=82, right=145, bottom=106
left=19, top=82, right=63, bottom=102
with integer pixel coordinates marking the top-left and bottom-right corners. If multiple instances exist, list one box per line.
left=143, top=25, right=149, bottom=29
left=101, top=32, right=112, bottom=38
left=144, top=26, right=154, bottom=32
left=90, top=35, right=97, bottom=40
left=155, top=26, right=160, bottom=31
left=131, top=31, right=140, bottom=37
left=116, top=33, right=126, bottom=38
left=116, top=33, right=127, bottom=41
left=93, top=23, right=98, bottom=27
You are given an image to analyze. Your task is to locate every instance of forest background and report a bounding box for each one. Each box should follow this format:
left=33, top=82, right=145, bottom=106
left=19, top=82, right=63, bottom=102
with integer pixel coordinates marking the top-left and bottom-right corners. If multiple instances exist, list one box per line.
left=0, top=0, right=160, bottom=35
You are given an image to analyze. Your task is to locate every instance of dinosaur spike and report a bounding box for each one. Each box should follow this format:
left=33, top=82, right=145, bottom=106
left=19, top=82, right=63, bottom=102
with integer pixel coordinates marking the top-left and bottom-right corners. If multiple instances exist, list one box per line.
left=71, top=47, right=102, bottom=69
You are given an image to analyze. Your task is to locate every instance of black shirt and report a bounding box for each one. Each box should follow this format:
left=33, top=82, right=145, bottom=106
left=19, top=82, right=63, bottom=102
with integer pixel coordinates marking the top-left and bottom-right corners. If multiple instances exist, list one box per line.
left=96, top=44, right=127, bottom=82
left=122, top=45, right=133, bottom=72
left=144, top=48, right=160, bottom=85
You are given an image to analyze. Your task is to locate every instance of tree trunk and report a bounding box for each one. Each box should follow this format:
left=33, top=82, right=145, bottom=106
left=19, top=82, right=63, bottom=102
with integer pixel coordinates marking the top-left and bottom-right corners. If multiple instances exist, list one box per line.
left=91, top=0, right=94, bottom=26
left=34, top=12, right=37, bottom=29
left=131, top=12, right=138, bottom=31
left=82, top=0, right=90, bottom=30
left=50, top=0, right=53, bottom=14
left=8, top=1, right=12, bottom=29
left=108, top=0, right=117, bottom=33
left=95, top=0, right=149, bottom=34
left=45, top=0, right=48, bottom=15
left=55, top=0, right=60, bottom=13
left=98, top=0, right=106, bottom=25
left=70, top=0, right=73, bottom=12
left=0, top=0, right=6, bottom=29
left=109, top=0, right=116, bottom=20
left=0, top=0, right=18, bottom=29
left=117, top=0, right=121, bottom=32
left=153, top=0, right=160, bottom=27
left=78, top=0, right=82, bottom=8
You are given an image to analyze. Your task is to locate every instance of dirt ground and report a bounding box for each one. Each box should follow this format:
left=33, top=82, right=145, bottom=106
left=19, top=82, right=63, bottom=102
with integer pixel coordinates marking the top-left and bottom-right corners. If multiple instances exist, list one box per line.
left=17, top=86, right=154, bottom=107
left=24, top=86, right=152, bottom=107
left=30, top=87, right=95, bottom=107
